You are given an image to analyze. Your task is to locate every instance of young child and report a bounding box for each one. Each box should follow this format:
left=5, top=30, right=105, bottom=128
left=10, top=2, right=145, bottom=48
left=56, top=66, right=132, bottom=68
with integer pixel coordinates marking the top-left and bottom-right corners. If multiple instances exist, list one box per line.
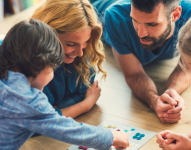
left=0, top=19, right=129, bottom=150
left=156, top=18, right=191, bottom=150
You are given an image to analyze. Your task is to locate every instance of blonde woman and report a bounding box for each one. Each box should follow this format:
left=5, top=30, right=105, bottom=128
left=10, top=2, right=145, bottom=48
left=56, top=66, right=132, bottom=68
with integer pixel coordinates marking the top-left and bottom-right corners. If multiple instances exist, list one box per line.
left=32, top=0, right=106, bottom=118
left=156, top=17, right=191, bottom=150
left=0, top=19, right=129, bottom=150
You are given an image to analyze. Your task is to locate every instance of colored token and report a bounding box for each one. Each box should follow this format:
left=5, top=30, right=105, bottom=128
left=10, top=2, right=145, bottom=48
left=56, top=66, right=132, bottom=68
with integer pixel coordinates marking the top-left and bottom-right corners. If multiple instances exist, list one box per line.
left=116, top=129, right=120, bottom=131
left=136, top=133, right=140, bottom=136
left=124, top=130, right=128, bottom=132
left=137, top=137, right=142, bottom=140
left=78, top=146, right=88, bottom=150
left=140, top=134, right=145, bottom=137
left=131, top=128, right=135, bottom=131
left=112, top=125, right=116, bottom=129
left=133, top=136, right=137, bottom=139
left=108, top=124, right=112, bottom=128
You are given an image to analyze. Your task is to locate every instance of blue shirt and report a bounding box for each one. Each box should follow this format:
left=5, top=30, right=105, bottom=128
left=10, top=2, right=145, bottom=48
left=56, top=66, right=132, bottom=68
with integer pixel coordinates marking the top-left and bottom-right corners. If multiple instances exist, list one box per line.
left=43, top=64, right=95, bottom=115
left=93, top=0, right=191, bottom=65
left=0, top=71, right=113, bottom=150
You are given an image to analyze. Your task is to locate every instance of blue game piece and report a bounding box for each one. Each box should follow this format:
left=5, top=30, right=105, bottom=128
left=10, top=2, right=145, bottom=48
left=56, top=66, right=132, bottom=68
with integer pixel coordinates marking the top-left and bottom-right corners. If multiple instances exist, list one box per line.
left=124, top=130, right=128, bottom=132
left=133, top=136, right=137, bottom=139
left=131, top=128, right=135, bottom=131
left=137, top=137, right=142, bottom=140
left=136, top=133, right=140, bottom=136
left=140, top=134, right=145, bottom=137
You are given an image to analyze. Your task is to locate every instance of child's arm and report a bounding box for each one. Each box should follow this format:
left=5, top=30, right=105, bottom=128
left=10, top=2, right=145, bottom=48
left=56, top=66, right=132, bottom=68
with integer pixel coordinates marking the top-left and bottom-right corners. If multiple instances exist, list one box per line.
left=156, top=130, right=191, bottom=150
left=25, top=103, right=129, bottom=149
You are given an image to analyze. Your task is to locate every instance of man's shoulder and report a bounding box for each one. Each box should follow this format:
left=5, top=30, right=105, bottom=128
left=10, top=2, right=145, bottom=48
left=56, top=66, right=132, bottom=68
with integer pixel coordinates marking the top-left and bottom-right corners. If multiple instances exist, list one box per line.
left=105, top=0, right=131, bottom=24
left=180, top=0, right=191, bottom=18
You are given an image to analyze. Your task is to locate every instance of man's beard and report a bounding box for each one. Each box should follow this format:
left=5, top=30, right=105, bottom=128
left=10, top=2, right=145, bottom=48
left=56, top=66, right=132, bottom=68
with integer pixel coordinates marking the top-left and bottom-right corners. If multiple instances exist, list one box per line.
left=137, top=20, right=172, bottom=51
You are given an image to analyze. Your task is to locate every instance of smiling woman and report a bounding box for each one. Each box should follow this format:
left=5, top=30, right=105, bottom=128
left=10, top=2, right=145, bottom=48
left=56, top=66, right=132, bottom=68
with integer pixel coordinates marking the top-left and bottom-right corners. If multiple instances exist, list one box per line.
left=31, top=0, right=107, bottom=119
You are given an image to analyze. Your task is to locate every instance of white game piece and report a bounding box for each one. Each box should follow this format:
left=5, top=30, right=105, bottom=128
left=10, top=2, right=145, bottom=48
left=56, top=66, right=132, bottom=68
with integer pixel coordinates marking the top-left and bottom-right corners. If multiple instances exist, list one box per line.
left=108, top=124, right=112, bottom=128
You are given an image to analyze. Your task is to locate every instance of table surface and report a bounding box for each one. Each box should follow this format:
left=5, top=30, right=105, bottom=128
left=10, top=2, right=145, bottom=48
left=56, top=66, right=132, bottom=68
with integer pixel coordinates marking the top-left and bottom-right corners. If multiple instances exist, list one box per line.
left=0, top=2, right=191, bottom=150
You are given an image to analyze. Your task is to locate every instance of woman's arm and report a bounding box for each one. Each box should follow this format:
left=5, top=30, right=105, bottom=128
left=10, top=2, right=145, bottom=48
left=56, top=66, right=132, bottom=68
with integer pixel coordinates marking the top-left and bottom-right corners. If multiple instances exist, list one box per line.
left=59, top=80, right=101, bottom=118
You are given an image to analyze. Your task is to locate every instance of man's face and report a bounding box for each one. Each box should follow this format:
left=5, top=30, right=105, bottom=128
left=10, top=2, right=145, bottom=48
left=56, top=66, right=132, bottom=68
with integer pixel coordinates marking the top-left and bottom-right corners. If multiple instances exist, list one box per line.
left=130, top=3, right=173, bottom=51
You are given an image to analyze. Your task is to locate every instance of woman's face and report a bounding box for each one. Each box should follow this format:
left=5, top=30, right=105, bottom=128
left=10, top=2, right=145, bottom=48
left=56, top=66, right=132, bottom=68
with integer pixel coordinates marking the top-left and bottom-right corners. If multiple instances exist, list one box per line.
left=58, top=27, right=92, bottom=64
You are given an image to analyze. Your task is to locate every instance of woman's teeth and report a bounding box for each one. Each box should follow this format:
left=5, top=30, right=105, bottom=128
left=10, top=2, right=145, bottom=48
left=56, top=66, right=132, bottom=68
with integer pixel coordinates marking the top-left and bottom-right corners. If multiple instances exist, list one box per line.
left=67, top=54, right=76, bottom=58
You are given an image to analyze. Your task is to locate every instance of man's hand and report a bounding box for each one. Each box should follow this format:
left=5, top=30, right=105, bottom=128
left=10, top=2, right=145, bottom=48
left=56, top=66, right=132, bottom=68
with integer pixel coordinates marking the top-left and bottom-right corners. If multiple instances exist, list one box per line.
left=163, top=89, right=185, bottom=122
left=162, top=89, right=185, bottom=123
left=153, top=95, right=177, bottom=123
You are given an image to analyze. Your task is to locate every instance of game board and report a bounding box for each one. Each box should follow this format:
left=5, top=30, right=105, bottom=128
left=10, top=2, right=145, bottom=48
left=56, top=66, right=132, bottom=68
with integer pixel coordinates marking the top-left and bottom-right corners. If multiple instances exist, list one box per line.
left=67, top=120, right=156, bottom=150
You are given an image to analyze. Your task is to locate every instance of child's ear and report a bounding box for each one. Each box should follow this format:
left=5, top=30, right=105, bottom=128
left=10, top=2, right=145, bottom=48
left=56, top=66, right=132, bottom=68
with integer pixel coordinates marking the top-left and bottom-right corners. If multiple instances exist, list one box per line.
left=172, top=6, right=182, bottom=22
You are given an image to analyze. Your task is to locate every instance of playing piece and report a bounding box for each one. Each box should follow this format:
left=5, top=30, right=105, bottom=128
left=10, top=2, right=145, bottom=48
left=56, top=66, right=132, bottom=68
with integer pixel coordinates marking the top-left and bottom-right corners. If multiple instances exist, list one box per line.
left=67, top=120, right=156, bottom=150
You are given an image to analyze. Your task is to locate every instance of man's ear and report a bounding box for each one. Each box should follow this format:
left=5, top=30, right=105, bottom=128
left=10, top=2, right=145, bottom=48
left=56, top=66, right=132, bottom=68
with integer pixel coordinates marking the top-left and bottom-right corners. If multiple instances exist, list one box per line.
left=172, top=6, right=182, bottom=22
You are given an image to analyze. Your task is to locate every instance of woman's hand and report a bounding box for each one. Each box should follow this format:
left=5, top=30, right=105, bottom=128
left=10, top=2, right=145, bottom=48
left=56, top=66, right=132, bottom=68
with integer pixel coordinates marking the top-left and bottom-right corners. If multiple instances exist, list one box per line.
left=83, top=80, right=101, bottom=111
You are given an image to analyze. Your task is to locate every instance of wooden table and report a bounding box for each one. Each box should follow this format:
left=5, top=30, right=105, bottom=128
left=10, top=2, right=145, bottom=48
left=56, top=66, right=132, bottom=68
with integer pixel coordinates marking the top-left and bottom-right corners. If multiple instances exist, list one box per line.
left=0, top=3, right=191, bottom=150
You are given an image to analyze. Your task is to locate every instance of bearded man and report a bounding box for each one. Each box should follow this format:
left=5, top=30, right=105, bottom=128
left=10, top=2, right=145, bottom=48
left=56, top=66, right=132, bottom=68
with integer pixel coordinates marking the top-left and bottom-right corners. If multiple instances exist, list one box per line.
left=91, top=0, right=191, bottom=123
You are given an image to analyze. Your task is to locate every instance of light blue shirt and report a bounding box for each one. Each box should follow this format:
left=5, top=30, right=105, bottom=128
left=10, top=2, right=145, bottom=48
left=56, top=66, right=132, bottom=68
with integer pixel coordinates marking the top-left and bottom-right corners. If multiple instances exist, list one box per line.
left=0, top=71, right=113, bottom=150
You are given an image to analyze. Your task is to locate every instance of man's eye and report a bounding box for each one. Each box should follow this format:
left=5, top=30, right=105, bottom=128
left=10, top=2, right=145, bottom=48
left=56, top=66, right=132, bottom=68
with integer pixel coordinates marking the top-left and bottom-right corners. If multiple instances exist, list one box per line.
left=148, top=24, right=157, bottom=27
left=66, top=44, right=75, bottom=47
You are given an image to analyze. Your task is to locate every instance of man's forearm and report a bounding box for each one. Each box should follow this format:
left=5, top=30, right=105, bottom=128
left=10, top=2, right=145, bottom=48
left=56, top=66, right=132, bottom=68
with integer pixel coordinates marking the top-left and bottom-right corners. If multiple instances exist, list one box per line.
left=125, top=73, right=159, bottom=110
left=166, top=65, right=191, bottom=94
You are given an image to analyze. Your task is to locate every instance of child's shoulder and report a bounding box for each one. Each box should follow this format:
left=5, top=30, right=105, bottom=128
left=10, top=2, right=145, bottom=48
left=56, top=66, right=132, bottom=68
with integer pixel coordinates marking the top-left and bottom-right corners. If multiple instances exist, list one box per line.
left=0, top=71, right=55, bottom=118
left=0, top=71, right=47, bottom=105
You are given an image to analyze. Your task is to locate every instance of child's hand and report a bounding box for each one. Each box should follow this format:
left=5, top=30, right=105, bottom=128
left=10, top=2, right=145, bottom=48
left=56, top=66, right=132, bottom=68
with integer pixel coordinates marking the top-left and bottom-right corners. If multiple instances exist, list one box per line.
left=162, top=132, right=191, bottom=150
left=156, top=130, right=173, bottom=148
left=83, top=80, right=101, bottom=111
left=156, top=130, right=191, bottom=150
left=112, top=131, right=129, bottom=149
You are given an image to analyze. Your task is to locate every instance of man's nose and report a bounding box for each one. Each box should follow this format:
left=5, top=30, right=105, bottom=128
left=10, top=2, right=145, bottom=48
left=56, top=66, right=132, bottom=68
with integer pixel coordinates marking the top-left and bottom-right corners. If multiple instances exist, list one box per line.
left=137, top=24, right=148, bottom=38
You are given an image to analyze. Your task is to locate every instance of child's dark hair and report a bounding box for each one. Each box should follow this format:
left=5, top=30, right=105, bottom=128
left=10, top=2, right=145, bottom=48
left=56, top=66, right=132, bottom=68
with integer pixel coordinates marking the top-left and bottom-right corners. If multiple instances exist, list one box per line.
left=0, top=19, right=64, bottom=80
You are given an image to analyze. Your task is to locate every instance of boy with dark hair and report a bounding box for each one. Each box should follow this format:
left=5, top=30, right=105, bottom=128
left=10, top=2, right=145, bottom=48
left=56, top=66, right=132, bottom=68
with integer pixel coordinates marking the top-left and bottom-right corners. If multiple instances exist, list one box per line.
left=91, top=0, right=191, bottom=124
left=0, top=19, right=129, bottom=150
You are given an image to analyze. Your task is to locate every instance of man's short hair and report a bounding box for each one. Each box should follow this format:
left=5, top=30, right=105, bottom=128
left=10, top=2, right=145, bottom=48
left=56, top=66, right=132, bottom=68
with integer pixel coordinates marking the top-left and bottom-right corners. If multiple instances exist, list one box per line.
left=131, top=0, right=180, bottom=15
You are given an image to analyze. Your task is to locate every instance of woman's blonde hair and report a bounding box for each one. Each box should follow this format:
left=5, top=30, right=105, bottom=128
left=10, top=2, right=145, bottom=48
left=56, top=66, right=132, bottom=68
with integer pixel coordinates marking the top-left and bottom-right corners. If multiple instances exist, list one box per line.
left=32, top=0, right=107, bottom=87
left=177, top=18, right=191, bottom=70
